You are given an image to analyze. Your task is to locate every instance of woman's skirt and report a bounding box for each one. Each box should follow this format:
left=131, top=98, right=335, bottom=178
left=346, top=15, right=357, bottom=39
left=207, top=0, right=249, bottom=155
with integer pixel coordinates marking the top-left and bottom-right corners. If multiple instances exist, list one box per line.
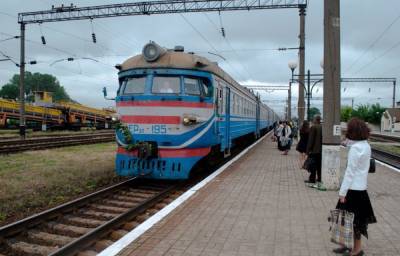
left=336, top=190, right=377, bottom=239
left=296, top=138, right=307, bottom=153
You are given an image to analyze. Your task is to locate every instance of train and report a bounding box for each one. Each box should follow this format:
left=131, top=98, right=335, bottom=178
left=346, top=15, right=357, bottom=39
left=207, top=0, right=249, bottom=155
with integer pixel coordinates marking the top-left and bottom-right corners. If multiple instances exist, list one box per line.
left=0, top=92, right=115, bottom=130
left=112, top=42, right=279, bottom=180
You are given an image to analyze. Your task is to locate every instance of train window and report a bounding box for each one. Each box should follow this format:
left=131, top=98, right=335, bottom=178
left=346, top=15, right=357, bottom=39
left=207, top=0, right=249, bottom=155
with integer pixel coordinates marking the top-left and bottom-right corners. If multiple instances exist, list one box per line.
left=123, top=77, right=146, bottom=94
left=152, top=76, right=181, bottom=94
left=184, top=78, right=201, bottom=96
left=200, top=79, right=212, bottom=97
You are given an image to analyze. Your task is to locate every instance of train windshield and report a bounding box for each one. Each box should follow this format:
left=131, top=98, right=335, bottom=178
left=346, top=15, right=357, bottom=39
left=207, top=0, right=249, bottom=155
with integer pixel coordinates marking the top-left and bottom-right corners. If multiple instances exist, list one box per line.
left=122, top=77, right=146, bottom=94
left=152, top=76, right=181, bottom=94
left=184, top=78, right=201, bottom=96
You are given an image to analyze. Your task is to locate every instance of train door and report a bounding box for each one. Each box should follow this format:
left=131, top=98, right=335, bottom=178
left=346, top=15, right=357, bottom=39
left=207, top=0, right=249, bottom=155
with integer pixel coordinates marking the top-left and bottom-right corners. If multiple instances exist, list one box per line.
left=223, top=86, right=231, bottom=157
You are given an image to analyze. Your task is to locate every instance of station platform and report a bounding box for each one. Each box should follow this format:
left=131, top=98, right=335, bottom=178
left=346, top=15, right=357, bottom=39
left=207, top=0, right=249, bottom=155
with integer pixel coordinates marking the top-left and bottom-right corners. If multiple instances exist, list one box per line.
left=111, top=136, right=400, bottom=256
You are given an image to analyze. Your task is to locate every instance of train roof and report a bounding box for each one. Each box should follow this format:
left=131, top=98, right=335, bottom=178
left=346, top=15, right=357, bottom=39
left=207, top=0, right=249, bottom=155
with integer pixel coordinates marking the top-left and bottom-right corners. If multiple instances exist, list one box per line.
left=120, top=49, right=256, bottom=99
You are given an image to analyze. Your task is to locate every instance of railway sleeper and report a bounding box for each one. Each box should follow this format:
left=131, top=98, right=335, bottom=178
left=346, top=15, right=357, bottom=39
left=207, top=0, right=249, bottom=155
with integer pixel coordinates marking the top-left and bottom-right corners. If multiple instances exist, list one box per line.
left=79, top=209, right=118, bottom=220
left=27, top=230, right=74, bottom=247
left=109, top=230, right=129, bottom=241
left=76, top=249, right=98, bottom=256
left=122, top=221, right=140, bottom=230
left=88, top=204, right=128, bottom=214
left=63, top=216, right=104, bottom=228
left=101, top=199, right=137, bottom=208
left=46, top=222, right=91, bottom=237
left=124, top=189, right=157, bottom=195
left=93, top=239, right=114, bottom=252
left=5, top=239, right=57, bottom=256
left=111, top=195, right=145, bottom=203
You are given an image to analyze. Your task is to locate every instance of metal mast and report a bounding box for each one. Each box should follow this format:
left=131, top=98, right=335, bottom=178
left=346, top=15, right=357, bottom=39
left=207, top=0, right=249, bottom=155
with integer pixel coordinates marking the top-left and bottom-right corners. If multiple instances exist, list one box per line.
left=17, top=0, right=307, bottom=138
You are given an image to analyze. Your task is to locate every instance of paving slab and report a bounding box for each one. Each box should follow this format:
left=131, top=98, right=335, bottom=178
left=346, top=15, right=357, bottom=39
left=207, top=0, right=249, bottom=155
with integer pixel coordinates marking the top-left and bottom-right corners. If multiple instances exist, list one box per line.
left=117, top=137, right=400, bottom=256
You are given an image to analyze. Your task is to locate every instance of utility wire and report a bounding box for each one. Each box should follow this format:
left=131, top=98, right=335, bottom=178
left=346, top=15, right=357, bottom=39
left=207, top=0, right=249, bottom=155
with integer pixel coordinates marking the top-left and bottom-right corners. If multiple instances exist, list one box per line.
left=179, top=13, right=247, bottom=81
left=202, top=13, right=253, bottom=79
left=346, top=13, right=400, bottom=74
left=352, top=38, right=400, bottom=75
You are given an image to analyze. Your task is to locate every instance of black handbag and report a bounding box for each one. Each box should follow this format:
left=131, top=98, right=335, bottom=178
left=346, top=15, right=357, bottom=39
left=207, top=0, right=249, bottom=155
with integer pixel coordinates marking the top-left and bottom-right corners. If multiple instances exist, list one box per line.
left=369, top=158, right=376, bottom=173
left=302, top=157, right=315, bottom=172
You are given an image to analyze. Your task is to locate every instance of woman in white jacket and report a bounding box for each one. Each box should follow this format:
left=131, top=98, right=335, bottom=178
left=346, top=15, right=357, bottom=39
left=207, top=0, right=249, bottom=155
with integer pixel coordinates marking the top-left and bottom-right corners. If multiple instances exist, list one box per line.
left=334, top=118, right=377, bottom=256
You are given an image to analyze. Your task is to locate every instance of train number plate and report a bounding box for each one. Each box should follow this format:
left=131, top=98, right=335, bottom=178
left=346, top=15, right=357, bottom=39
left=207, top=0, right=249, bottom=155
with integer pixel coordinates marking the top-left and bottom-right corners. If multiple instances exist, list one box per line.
left=128, top=124, right=167, bottom=134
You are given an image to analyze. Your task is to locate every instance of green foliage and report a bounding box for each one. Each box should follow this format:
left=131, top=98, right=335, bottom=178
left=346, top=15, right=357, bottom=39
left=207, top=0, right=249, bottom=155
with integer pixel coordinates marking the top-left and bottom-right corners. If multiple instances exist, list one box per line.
left=308, top=107, right=321, bottom=121
left=341, top=106, right=353, bottom=122
left=0, top=72, right=71, bottom=102
left=0, top=84, right=19, bottom=99
left=340, top=103, right=385, bottom=124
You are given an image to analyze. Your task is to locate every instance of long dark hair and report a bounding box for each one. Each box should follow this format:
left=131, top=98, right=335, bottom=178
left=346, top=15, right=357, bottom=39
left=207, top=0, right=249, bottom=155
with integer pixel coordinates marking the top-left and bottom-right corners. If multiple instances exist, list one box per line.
left=300, top=120, right=310, bottom=134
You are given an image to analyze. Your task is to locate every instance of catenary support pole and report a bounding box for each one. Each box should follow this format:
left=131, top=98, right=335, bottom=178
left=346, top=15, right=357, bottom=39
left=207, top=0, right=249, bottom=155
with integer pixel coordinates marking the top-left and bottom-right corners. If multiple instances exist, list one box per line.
left=288, top=82, right=292, bottom=120
left=19, top=23, right=26, bottom=139
left=322, top=0, right=341, bottom=190
left=298, top=7, right=306, bottom=125
left=393, top=80, right=396, bottom=108
left=307, top=70, right=311, bottom=121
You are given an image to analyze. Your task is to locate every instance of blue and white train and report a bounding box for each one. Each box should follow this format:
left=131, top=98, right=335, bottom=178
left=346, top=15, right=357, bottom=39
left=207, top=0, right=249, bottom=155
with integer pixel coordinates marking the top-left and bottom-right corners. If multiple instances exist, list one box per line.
left=112, top=42, right=279, bottom=180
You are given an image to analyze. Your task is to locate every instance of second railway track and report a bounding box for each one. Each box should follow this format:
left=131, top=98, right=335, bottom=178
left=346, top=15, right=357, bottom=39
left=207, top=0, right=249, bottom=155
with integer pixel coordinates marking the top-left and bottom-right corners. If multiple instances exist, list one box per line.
left=0, top=132, right=115, bottom=154
left=0, top=178, right=179, bottom=256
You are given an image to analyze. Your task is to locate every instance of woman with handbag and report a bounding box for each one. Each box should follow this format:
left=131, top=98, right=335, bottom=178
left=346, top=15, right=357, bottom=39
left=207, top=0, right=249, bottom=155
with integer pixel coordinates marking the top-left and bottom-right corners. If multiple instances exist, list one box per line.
left=296, top=120, right=310, bottom=166
left=333, top=118, right=377, bottom=256
left=280, top=121, right=292, bottom=155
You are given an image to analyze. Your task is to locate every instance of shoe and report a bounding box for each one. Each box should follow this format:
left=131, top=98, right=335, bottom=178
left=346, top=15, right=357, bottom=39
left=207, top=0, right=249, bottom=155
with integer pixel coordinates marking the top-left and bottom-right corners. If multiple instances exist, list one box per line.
left=343, top=250, right=364, bottom=256
left=304, top=180, right=315, bottom=183
left=333, top=247, right=351, bottom=254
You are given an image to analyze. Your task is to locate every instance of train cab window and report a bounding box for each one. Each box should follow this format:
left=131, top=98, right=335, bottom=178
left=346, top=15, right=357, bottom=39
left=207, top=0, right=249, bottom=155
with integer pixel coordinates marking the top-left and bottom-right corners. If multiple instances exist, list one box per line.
left=122, top=77, right=146, bottom=94
left=200, top=79, right=212, bottom=97
left=152, top=76, right=181, bottom=94
left=184, top=78, right=201, bottom=96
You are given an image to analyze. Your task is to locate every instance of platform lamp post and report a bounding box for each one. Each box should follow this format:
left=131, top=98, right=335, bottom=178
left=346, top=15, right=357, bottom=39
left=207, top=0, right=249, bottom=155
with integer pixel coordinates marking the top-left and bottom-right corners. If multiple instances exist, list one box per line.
left=288, top=61, right=298, bottom=121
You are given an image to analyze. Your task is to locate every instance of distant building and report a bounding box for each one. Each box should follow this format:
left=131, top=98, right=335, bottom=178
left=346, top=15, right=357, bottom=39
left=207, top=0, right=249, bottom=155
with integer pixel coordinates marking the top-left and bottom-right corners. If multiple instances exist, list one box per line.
left=381, top=108, right=400, bottom=132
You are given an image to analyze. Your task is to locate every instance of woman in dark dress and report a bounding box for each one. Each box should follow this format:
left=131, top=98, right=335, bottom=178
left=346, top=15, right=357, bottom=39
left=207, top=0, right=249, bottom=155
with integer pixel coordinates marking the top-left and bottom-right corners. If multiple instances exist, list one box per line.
left=296, top=120, right=309, bottom=165
left=333, top=118, right=377, bottom=256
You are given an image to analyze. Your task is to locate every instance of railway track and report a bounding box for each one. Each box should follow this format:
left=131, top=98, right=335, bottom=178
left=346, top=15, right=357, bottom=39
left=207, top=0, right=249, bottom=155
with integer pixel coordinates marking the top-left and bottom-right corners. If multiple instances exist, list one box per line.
left=372, top=147, right=400, bottom=169
left=370, top=133, right=400, bottom=143
left=0, top=132, right=115, bottom=154
left=0, top=178, right=179, bottom=256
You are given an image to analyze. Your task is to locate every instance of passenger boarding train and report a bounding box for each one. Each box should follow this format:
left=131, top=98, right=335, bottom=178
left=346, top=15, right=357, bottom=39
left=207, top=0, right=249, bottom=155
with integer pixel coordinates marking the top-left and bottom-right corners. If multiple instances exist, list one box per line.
left=112, top=42, right=279, bottom=180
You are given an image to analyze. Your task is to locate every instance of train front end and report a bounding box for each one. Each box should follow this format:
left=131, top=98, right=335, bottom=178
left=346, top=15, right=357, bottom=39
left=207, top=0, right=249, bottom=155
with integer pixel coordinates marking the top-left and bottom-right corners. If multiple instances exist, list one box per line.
left=115, top=42, right=215, bottom=180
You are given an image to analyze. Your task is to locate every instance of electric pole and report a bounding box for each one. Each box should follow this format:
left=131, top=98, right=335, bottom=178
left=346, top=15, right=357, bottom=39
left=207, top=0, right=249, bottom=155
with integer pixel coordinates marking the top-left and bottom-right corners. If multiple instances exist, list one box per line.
left=298, top=7, right=306, bottom=125
left=322, top=0, right=341, bottom=190
left=19, top=23, right=26, bottom=139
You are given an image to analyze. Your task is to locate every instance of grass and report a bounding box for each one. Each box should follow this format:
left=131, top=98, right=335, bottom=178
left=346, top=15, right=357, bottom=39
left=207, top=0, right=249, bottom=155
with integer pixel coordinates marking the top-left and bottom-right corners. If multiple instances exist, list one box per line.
left=0, top=142, right=121, bottom=226
left=373, top=145, right=400, bottom=155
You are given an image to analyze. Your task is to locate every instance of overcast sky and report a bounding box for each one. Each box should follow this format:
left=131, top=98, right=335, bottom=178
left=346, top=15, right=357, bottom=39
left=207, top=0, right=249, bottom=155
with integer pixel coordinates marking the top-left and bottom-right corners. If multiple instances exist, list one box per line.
left=1, top=0, right=400, bottom=117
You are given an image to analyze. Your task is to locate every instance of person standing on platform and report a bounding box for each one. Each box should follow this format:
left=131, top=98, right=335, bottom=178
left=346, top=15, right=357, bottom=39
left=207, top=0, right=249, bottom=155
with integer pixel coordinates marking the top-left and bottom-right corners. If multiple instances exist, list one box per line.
left=280, top=121, right=292, bottom=155
left=333, top=118, right=377, bottom=256
left=296, top=120, right=310, bottom=165
left=305, top=115, right=322, bottom=183
left=276, top=121, right=284, bottom=150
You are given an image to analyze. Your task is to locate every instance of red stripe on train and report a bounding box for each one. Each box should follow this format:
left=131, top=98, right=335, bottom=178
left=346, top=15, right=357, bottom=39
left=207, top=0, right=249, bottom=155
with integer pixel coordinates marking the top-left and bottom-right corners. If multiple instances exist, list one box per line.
left=117, top=101, right=213, bottom=108
left=121, top=115, right=181, bottom=124
left=117, top=147, right=211, bottom=158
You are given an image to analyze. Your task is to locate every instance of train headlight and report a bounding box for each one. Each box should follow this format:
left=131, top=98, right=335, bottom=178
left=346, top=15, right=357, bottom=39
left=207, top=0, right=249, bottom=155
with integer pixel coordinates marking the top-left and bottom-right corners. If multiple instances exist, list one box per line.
left=183, top=116, right=197, bottom=126
left=142, top=41, right=166, bottom=62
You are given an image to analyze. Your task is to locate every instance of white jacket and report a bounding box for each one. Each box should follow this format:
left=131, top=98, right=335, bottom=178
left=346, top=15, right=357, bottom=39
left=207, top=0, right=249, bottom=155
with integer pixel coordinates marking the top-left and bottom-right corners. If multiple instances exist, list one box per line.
left=339, top=140, right=371, bottom=197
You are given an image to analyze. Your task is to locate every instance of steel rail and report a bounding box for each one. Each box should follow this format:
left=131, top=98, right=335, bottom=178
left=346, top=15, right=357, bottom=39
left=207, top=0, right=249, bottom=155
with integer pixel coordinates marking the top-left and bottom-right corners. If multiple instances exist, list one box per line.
left=0, top=177, right=137, bottom=238
left=50, top=185, right=174, bottom=256
left=372, top=147, right=400, bottom=169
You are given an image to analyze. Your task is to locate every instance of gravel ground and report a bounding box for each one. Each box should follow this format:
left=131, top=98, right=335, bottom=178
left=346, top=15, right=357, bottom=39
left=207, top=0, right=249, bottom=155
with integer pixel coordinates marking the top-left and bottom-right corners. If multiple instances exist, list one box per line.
left=0, top=142, right=123, bottom=226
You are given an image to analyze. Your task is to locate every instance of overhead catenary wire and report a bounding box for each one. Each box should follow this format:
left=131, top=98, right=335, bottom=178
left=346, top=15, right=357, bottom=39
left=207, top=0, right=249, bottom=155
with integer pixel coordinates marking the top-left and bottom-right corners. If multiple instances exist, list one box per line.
left=346, top=12, right=400, bottom=74
left=179, top=13, right=247, bottom=81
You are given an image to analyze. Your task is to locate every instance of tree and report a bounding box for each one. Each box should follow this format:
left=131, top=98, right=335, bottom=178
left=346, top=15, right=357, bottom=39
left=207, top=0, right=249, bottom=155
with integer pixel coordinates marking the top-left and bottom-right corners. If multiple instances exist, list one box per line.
left=347, top=103, right=386, bottom=124
left=308, top=107, right=321, bottom=121
left=0, top=72, right=71, bottom=102
left=341, top=106, right=353, bottom=122
left=0, top=83, right=19, bottom=100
